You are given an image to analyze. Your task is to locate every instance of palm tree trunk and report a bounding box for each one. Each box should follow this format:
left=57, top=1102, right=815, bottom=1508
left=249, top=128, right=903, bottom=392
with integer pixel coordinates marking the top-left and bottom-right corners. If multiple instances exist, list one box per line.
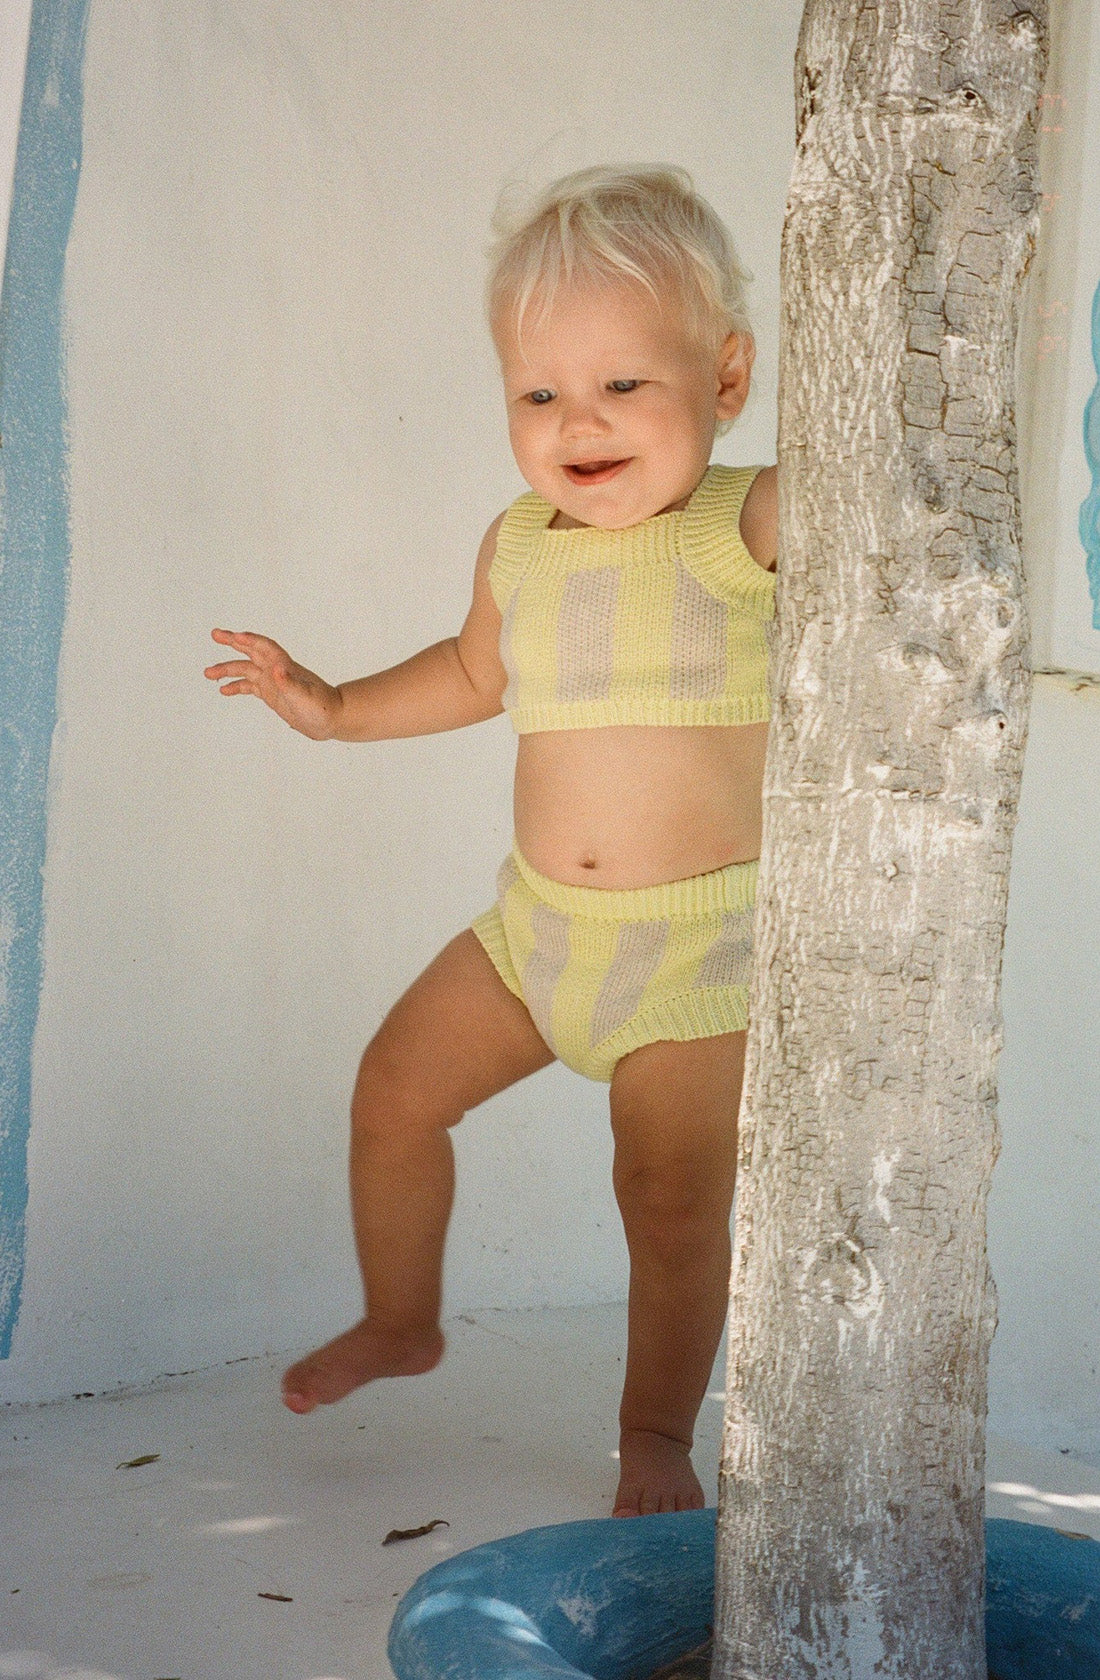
left=714, top=2, right=1049, bottom=1676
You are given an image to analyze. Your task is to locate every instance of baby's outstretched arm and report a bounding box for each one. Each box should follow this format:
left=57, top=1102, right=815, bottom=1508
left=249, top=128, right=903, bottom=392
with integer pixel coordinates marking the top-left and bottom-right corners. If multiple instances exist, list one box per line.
left=206, top=513, right=507, bottom=742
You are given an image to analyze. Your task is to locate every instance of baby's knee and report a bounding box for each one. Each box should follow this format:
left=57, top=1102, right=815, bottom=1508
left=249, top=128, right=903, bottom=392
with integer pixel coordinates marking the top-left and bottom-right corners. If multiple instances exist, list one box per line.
left=350, top=1040, right=466, bottom=1139
left=614, top=1160, right=728, bottom=1252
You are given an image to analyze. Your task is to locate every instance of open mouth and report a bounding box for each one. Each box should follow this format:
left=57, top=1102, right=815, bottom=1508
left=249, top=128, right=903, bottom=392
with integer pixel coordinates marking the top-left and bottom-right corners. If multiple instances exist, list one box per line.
left=562, top=458, right=631, bottom=485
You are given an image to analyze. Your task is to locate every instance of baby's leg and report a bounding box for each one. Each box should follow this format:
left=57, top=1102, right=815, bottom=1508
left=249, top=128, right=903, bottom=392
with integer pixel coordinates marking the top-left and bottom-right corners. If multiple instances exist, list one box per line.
left=608, top=1031, right=745, bottom=1516
left=282, top=929, right=554, bottom=1412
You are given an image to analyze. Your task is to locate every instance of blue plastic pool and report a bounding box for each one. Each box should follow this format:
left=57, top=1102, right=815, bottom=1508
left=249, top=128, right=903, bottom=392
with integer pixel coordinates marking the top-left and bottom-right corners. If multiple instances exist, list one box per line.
left=389, top=1510, right=1100, bottom=1679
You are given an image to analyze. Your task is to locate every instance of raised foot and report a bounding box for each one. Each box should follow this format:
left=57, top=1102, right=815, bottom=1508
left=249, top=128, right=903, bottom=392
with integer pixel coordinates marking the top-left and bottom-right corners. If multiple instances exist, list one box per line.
left=613, top=1428, right=705, bottom=1518
left=281, top=1319, right=444, bottom=1414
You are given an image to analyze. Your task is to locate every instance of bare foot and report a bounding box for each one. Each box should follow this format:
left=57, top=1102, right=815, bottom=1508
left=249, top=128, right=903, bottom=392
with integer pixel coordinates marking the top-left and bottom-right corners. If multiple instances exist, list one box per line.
left=613, top=1427, right=705, bottom=1517
left=281, top=1319, right=444, bottom=1414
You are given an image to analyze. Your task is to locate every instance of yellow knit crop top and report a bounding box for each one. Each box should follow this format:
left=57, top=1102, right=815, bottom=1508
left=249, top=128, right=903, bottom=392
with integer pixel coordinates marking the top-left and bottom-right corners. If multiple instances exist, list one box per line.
left=488, top=463, right=774, bottom=734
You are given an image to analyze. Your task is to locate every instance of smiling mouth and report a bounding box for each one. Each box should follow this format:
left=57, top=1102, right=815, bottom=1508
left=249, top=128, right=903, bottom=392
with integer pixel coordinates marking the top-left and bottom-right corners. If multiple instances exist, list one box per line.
left=562, top=458, right=631, bottom=485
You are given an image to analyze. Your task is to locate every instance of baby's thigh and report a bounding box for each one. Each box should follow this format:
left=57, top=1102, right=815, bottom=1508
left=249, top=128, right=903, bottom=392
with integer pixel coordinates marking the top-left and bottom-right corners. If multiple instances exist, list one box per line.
left=353, top=928, right=555, bottom=1132
left=608, top=1033, right=745, bottom=1211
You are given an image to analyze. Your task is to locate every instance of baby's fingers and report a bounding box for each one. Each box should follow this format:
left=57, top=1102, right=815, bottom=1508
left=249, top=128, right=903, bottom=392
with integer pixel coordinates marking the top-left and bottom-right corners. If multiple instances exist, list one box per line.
left=203, top=655, right=262, bottom=695
left=210, top=627, right=253, bottom=652
left=204, top=657, right=251, bottom=681
left=210, top=628, right=286, bottom=663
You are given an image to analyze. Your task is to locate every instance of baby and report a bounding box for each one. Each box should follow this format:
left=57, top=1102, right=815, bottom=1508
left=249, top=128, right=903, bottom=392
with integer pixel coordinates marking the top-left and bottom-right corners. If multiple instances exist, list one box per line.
left=206, top=165, right=777, bottom=1518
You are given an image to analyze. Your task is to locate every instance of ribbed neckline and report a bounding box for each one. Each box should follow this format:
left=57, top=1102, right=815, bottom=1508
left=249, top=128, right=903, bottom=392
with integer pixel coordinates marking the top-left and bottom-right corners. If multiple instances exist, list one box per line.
left=490, top=463, right=775, bottom=618
left=525, top=464, right=775, bottom=611
left=532, top=462, right=718, bottom=540
left=680, top=465, right=775, bottom=615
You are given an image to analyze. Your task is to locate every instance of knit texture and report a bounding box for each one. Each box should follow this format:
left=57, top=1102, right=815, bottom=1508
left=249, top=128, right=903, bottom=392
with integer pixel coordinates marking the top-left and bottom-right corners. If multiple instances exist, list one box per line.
left=471, top=849, right=757, bottom=1082
left=489, top=464, right=774, bottom=733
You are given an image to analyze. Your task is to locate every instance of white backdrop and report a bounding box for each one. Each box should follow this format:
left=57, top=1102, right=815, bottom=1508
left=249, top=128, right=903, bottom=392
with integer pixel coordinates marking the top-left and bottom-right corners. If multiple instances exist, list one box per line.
left=1, top=1, right=1096, bottom=1465
left=5, top=0, right=797, bottom=1402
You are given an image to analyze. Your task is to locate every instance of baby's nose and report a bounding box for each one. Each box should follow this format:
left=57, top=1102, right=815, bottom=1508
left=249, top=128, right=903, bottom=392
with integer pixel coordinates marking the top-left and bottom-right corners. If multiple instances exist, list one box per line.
left=559, top=397, right=611, bottom=437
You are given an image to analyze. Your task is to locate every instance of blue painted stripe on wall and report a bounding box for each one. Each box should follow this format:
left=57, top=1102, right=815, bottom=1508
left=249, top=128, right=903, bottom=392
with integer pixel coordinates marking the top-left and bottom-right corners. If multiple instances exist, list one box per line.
left=0, top=0, right=90, bottom=1357
left=1082, top=277, right=1100, bottom=632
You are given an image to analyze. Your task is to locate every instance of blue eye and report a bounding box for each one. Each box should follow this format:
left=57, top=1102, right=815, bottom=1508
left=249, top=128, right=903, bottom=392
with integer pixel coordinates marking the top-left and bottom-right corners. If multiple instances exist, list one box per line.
left=528, top=389, right=554, bottom=404
left=610, top=379, right=639, bottom=393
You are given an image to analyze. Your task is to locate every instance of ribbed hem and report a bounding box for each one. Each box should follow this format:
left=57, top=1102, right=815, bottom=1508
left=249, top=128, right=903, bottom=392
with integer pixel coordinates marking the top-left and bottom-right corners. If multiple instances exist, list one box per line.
left=511, top=846, right=758, bottom=921
left=589, top=987, right=751, bottom=1081
left=510, top=695, right=771, bottom=733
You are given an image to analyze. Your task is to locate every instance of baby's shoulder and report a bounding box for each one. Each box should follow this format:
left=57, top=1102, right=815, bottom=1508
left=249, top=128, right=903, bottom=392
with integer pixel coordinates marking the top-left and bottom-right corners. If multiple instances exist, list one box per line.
left=681, top=464, right=777, bottom=611
left=737, top=465, right=778, bottom=573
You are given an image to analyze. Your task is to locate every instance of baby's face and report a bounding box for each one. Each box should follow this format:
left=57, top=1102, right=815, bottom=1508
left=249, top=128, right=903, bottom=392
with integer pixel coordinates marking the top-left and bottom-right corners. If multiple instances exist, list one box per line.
left=495, top=278, right=748, bottom=530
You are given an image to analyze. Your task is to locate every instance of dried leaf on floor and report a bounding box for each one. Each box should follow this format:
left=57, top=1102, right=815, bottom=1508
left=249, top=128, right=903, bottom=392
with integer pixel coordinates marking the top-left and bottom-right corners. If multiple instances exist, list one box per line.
left=382, top=1519, right=450, bottom=1545
left=117, top=1453, right=160, bottom=1468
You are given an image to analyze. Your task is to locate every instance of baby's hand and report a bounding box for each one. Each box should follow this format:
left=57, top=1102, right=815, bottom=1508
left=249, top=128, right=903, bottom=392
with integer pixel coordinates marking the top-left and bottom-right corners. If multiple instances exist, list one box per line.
left=205, top=629, right=343, bottom=741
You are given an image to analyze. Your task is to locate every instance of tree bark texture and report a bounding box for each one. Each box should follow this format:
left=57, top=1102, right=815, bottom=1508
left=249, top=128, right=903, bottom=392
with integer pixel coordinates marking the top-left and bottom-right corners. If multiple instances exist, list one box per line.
left=715, top=4, right=1048, bottom=1678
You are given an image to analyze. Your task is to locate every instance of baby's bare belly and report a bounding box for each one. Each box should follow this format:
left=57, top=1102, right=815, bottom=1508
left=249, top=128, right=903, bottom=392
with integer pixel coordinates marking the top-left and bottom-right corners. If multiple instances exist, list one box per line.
left=513, top=723, right=768, bottom=889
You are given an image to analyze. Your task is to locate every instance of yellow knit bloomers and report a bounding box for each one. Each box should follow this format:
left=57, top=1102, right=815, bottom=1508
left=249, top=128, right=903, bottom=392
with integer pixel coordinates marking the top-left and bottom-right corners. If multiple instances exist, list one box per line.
left=472, top=848, right=758, bottom=1083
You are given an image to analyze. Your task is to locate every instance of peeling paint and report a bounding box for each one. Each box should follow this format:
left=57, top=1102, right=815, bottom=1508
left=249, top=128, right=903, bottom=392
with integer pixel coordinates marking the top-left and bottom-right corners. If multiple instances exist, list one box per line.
left=872, top=1149, right=899, bottom=1224
left=811, top=1559, right=890, bottom=1674
left=0, top=0, right=90, bottom=1357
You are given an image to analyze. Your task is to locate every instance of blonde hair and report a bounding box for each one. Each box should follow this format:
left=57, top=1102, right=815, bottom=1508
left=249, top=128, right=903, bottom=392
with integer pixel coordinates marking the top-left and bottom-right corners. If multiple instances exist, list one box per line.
left=486, top=164, right=753, bottom=358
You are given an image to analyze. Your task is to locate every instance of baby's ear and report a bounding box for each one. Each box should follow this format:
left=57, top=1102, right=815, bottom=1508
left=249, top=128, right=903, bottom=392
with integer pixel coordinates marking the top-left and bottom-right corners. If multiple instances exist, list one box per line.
left=716, top=332, right=754, bottom=421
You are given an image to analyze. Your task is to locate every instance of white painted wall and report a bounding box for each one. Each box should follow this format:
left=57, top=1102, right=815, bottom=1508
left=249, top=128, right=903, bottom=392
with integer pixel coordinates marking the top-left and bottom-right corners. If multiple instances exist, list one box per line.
left=991, top=674, right=1100, bottom=1463
left=2, top=0, right=1097, bottom=1470
left=2, top=0, right=797, bottom=1404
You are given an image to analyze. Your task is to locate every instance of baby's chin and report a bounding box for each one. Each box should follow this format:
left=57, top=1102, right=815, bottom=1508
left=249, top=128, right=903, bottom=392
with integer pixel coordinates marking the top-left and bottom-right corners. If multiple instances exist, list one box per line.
left=538, top=467, right=700, bottom=530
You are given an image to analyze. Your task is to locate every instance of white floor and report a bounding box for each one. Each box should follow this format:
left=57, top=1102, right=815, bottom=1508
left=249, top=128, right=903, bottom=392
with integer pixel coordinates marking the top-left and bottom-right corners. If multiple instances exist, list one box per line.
left=4, top=1303, right=1100, bottom=1680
